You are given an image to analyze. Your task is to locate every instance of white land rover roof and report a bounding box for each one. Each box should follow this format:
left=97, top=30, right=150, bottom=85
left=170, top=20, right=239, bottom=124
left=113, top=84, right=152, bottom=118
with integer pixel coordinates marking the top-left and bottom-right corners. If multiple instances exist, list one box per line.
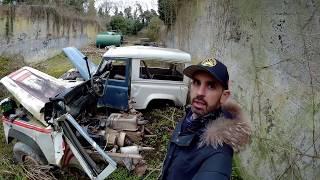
left=103, top=46, right=191, bottom=63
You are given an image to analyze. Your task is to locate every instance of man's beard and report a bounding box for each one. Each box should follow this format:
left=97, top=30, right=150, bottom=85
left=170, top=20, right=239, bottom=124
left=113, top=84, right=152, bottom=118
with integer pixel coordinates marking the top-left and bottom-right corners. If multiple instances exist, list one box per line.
left=191, top=96, right=208, bottom=117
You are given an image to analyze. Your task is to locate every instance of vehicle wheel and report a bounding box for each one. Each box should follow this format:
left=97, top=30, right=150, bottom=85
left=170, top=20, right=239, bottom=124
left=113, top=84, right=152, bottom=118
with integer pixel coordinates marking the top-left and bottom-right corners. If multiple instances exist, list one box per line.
left=13, top=142, right=46, bottom=166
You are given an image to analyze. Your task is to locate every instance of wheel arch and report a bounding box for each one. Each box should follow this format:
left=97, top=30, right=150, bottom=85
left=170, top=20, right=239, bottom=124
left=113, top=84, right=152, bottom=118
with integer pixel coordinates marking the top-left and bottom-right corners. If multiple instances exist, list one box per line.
left=8, top=129, right=48, bottom=164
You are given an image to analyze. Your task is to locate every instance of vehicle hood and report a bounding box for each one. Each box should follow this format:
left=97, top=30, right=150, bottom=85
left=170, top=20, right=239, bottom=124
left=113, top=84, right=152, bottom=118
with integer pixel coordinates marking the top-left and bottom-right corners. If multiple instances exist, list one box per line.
left=63, top=47, right=98, bottom=80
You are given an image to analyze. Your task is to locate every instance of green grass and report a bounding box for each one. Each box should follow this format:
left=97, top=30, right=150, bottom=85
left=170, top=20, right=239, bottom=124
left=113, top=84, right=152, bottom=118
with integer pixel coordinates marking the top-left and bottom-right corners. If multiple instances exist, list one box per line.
left=0, top=56, right=26, bottom=79
left=0, top=123, right=26, bottom=180
left=0, top=56, right=27, bottom=179
left=31, top=50, right=101, bottom=78
left=31, top=53, right=73, bottom=78
left=107, top=167, right=141, bottom=180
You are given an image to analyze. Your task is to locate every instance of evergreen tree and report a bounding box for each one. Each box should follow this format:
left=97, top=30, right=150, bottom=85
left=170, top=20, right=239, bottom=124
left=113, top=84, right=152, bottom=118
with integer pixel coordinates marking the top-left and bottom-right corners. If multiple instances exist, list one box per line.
left=87, top=0, right=96, bottom=17
left=158, top=0, right=176, bottom=26
left=124, top=7, right=132, bottom=19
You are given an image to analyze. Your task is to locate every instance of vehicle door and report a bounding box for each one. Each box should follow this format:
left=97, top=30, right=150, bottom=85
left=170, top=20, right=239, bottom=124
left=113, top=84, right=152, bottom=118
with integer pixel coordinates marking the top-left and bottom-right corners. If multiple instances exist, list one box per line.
left=98, top=58, right=131, bottom=111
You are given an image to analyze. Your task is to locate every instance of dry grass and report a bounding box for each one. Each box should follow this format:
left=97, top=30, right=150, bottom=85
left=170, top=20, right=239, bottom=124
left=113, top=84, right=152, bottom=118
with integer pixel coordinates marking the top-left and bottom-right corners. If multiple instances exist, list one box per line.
left=22, top=164, right=57, bottom=180
left=0, top=123, right=26, bottom=179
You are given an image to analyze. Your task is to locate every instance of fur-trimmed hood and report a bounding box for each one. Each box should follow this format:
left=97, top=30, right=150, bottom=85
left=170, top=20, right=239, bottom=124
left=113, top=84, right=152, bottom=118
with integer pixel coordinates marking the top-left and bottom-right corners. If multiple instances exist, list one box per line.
left=199, top=99, right=252, bottom=152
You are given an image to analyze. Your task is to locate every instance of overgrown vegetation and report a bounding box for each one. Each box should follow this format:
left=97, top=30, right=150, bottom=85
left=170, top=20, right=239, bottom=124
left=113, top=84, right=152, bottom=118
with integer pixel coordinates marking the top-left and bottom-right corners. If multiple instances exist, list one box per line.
left=141, top=107, right=184, bottom=179
left=147, top=16, right=164, bottom=41
left=0, top=122, right=26, bottom=179
left=31, top=53, right=73, bottom=78
left=158, top=0, right=177, bottom=26
left=1, top=0, right=98, bottom=20
left=0, top=56, right=26, bottom=179
left=105, top=4, right=158, bottom=36
left=0, top=56, right=25, bottom=78
left=1, top=0, right=163, bottom=42
left=0, top=56, right=26, bottom=99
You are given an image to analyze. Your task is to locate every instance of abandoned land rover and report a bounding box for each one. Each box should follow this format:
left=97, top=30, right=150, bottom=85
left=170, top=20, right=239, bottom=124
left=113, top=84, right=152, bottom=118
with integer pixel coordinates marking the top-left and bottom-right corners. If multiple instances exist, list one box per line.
left=63, top=46, right=191, bottom=111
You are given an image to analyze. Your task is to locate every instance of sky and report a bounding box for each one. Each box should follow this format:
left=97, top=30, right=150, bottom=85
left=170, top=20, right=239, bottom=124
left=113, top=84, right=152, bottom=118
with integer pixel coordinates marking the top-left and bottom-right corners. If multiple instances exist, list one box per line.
left=95, top=0, right=158, bottom=12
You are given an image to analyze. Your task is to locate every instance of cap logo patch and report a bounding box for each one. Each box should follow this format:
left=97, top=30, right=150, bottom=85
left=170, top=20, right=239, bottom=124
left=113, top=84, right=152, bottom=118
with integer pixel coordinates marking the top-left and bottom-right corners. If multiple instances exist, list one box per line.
left=201, top=58, right=217, bottom=67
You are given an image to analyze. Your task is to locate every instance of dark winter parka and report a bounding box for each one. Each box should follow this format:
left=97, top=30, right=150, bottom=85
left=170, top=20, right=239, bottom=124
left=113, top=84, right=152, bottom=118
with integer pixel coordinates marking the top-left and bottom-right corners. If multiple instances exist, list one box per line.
left=160, top=100, right=252, bottom=180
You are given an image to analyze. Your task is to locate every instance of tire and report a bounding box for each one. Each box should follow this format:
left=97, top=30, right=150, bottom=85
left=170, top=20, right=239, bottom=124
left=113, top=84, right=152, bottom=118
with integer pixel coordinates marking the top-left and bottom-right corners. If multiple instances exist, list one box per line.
left=13, top=142, right=46, bottom=166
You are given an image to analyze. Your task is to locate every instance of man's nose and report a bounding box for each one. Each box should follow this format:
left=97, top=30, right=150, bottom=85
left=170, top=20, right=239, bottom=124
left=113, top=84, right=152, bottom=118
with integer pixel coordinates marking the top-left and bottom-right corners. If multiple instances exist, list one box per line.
left=196, top=84, right=206, bottom=96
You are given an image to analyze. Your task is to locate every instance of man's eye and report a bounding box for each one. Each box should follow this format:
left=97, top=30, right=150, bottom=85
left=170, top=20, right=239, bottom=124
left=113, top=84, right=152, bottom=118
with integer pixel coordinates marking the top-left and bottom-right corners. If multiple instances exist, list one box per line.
left=192, top=80, right=200, bottom=86
left=208, top=83, right=216, bottom=89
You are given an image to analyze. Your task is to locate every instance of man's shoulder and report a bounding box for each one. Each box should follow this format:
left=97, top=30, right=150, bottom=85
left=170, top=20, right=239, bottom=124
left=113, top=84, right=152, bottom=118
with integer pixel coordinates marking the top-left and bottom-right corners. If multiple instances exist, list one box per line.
left=194, top=144, right=233, bottom=179
left=199, top=99, right=252, bottom=152
left=201, top=143, right=233, bottom=156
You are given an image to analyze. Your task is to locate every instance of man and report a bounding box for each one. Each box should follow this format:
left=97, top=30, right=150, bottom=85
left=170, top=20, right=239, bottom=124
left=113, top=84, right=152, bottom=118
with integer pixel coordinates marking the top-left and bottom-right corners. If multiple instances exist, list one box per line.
left=160, top=58, right=251, bottom=180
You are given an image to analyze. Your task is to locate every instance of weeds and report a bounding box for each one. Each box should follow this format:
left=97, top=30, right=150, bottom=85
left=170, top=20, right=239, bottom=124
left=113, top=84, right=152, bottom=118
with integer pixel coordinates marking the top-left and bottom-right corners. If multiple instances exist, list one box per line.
left=31, top=46, right=102, bottom=78
left=0, top=56, right=27, bottom=179
left=107, top=167, right=140, bottom=180
left=0, top=123, right=26, bottom=179
left=21, top=164, right=57, bottom=180
left=0, top=56, right=26, bottom=78
left=141, top=107, right=184, bottom=179
left=31, top=53, right=73, bottom=78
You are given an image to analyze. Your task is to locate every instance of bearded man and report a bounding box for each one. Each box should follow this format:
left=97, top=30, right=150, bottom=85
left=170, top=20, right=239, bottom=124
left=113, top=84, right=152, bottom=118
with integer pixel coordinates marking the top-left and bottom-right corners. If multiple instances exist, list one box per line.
left=160, top=58, right=251, bottom=180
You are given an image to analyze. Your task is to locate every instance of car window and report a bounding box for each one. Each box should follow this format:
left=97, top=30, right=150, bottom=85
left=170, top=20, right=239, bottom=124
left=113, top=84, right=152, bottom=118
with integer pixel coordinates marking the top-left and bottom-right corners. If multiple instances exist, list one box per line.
left=109, top=59, right=127, bottom=81
left=139, top=60, right=184, bottom=81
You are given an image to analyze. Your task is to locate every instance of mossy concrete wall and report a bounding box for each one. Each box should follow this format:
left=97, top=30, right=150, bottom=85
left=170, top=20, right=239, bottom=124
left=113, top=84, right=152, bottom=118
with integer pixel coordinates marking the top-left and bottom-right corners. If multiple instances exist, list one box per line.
left=0, top=5, right=100, bottom=63
left=165, top=0, right=320, bottom=179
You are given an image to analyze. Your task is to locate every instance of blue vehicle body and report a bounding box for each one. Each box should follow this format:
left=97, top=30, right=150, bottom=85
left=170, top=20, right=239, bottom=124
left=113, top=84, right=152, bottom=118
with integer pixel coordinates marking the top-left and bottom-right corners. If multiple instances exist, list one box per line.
left=62, top=47, right=129, bottom=111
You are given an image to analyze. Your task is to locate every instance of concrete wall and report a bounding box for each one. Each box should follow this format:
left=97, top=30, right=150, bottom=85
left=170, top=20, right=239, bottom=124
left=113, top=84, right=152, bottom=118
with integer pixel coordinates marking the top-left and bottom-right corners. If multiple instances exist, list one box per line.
left=0, top=5, right=100, bottom=63
left=165, top=0, right=320, bottom=179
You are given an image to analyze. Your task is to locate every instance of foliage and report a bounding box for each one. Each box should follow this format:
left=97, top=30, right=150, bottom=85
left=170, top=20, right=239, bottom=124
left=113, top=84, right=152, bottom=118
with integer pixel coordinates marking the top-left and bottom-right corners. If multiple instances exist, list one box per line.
left=231, top=159, right=244, bottom=180
left=0, top=56, right=25, bottom=78
left=108, top=15, right=146, bottom=35
left=124, top=7, right=132, bottom=19
left=0, top=56, right=25, bottom=100
left=65, top=0, right=88, bottom=13
left=1, top=0, right=89, bottom=14
left=0, top=112, right=26, bottom=179
left=158, top=0, right=177, bottom=26
left=142, top=107, right=184, bottom=179
left=98, top=7, right=104, bottom=17
left=147, top=16, right=164, bottom=41
left=104, top=3, right=159, bottom=35
left=86, top=0, right=96, bottom=17
left=109, top=15, right=129, bottom=34
left=31, top=53, right=72, bottom=78
left=107, top=167, right=140, bottom=180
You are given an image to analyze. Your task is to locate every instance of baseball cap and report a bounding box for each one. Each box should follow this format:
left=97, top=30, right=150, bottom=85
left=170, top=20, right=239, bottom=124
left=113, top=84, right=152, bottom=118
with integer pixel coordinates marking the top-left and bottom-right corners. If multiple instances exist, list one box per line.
left=183, top=58, right=229, bottom=89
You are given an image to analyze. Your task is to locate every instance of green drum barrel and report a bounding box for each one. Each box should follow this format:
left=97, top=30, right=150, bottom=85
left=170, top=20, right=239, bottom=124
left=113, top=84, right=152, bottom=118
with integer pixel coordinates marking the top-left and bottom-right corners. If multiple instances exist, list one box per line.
left=96, top=32, right=122, bottom=48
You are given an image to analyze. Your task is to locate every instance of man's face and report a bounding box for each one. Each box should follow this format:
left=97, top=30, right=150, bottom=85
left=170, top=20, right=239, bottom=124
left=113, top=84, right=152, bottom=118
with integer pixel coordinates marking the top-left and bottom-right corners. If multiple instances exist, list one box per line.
left=190, top=71, right=230, bottom=118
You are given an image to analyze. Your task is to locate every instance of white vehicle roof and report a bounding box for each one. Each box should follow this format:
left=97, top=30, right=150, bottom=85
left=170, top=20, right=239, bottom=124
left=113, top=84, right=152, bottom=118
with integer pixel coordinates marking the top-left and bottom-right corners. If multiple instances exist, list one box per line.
left=103, top=46, right=191, bottom=63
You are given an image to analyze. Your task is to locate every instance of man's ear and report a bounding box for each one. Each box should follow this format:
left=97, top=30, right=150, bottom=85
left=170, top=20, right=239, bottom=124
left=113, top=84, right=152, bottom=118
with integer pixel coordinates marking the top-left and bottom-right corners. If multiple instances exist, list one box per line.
left=220, top=90, right=231, bottom=104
